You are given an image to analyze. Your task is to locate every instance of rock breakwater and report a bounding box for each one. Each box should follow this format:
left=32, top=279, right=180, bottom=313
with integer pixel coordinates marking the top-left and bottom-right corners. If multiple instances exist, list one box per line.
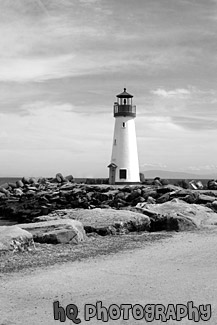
left=0, top=173, right=217, bottom=224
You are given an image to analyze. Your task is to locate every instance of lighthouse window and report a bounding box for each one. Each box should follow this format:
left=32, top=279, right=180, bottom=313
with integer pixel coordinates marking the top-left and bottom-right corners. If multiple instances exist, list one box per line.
left=120, top=169, right=127, bottom=179
left=114, top=139, right=117, bottom=145
left=122, top=122, right=126, bottom=128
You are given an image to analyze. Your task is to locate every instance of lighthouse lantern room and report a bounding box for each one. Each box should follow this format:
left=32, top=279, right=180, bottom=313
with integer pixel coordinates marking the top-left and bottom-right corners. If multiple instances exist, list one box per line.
left=108, top=88, right=140, bottom=185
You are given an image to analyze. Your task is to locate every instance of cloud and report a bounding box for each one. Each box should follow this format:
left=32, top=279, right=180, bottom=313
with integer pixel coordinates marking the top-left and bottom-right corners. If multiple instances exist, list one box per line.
left=0, top=0, right=216, bottom=176
left=0, top=55, right=75, bottom=83
left=0, top=1, right=113, bottom=82
left=79, top=0, right=104, bottom=7
left=0, top=0, right=215, bottom=84
left=151, top=86, right=216, bottom=99
left=0, top=100, right=113, bottom=176
left=151, top=88, right=191, bottom=98
left=0, top=101, right=113, bottom=152
left=0, top=52, right=139, bottom=83
left=146, top=86, right=217, bottom=130
left=171, top=116, right=217, bottom=130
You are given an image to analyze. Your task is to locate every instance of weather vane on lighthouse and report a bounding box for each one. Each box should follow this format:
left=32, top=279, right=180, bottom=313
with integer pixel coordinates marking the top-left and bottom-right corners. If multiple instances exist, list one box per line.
left=108, top=88, right=140, bottom=185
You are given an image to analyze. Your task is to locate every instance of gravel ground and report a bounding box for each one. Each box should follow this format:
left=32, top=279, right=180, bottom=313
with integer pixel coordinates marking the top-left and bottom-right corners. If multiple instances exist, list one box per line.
left=0, top=231, right=172, bottom=273
left=1, top=228, right=217, bottom=325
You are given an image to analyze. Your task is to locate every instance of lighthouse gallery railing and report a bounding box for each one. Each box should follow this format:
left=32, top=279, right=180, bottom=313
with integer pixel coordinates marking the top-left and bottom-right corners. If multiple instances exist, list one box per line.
left=113, top=104, right=136, bottom=117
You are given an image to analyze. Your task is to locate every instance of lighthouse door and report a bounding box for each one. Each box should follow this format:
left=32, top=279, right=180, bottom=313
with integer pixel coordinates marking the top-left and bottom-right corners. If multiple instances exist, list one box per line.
left=110, top=167, right=116, bottom=184
left=108, top=163, right=117, bottom=185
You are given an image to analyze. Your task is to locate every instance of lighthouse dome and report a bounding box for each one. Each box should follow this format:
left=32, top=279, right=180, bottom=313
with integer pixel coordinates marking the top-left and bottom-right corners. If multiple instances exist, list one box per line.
left=116, top=88, right=133, bottom=98
left=114, top=88, right=136, bottom=117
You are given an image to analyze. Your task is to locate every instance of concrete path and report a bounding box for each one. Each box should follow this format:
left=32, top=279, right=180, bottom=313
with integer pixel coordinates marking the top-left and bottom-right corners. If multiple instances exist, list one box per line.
left=1, top=229, right=217, bottom=324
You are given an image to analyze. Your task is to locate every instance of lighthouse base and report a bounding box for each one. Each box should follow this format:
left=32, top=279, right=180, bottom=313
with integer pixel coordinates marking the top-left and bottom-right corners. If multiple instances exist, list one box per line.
left=114, top=181, right=141, bottom=185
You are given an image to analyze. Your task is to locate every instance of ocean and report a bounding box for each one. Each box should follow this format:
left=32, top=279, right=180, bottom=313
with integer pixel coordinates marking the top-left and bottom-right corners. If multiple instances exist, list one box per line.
left=0, top=177, right=22, bottom=186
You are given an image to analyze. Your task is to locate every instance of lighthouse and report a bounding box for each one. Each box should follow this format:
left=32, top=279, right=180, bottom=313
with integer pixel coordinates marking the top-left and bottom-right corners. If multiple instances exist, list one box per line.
left=108, top=88, right=140, bottom=185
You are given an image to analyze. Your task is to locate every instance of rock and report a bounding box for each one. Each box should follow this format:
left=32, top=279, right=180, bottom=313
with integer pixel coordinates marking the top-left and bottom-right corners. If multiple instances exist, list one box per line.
left=115, top=191, right=127, bottom=200
left=72, top=188, right=84, bottom=196
left=29, top=177, right=37, bottom=184
left=112, top=197, right=128, bottom=208
left=1, top=177, right=217, bottom=226
left=14, top=188, right=23, bottom=196
left=56, top=173, right=64, bottom=183
left=177, top=180, right=189, bottom=189
left=0, top=225, right=34, bottom=252
left=0, top=188, right=10, bottom=196
left=26, top=186, right=38, bottom=191
left=142, top=189, right=158, bottom=200
left=65, top=175, right=74, bottom=182
left=160, top=179, right=169, bottom=186
left=156, top=184, right=182, bottom=194
left=99, top=204, right=112, bottom=209
left=198, top=194, right=216, bottom=204
left=169, top=189, right=196, bottom=200
left=16, top=180, right=24, bottom=188
left=38, top=177, right=48, bottom=185
left=150, top=213, right=197, bottom=232
left=19, top=219, right=86, bottom=244
left=181, top=192, right=199, bottom=204
left=40, top=206, right=50, bottom=215
left=104, top=190, right=118, bottom=201
left=0, top=192, right=6, bottom=199
left=0, top=183, right=9, bottom=190
left=26, top=190, right=36, bottom=196
left=35, top=208, right=150, bottom=235
left=136, top=203, right=197, bottom=231
left=212, top=201, right=217, bottom=209
left=136, top=199, right=217, bottom=230
left=196, top=181, right=203, bottom=189
left=207, top=180, right=217, bottom=190
left=153, top=179, right=162, bottom=186
left=100, top=186, right=114, bottom=193
left=157, top=193, right=171, bottom=203
left=60, top=183, right=75, bottom=191
left=34, top=228, right=82, bottom=244
left=121, top=186, right=132, bottom=193
left=126, top=189, right=141, bottom=202
left=92, top=192, right=111, bottom=202
left=135, top=197, right=146, bottom=204
left=188, top=181, right=198, bottom=190
left=146, top=196, right=156, bottom=204
left=8, top=183, right=17, bottom=189
left=22, top=177, right=30, bottom=184
left=142, top=179, right=153, bottom=186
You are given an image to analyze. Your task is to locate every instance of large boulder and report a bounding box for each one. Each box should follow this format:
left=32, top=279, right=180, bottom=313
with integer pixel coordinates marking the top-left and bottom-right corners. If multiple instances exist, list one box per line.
left=136, top=199, right=217, bottom=231
left=198, top=194, right=216, bottom=204
left=207, top=180, right=217, bottom=190
left=0, top=225, right=34, bottom=252
left=35, top=208, right=151, bottom=235
left=0, top=192, right=6, bottom=199
left=19, top=219, right=86, bottom=244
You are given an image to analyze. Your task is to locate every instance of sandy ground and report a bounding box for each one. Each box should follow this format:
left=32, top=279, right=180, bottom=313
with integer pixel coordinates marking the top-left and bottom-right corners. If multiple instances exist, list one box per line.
left=1, top=229, right=217, bottom=325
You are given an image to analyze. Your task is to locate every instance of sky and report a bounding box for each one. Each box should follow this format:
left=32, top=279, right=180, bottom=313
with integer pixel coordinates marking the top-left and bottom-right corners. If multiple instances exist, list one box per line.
left=0, top=0, right=217, bottom=177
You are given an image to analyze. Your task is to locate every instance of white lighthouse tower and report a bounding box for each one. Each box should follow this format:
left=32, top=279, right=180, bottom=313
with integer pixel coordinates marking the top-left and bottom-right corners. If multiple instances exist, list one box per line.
left=108, top=88, right=140, bottom=185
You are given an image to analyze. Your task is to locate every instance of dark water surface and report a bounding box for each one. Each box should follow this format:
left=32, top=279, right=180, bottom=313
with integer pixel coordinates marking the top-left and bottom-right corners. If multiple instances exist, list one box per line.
left=0, top=219, right=18, bottom=226
left=0, top=177, right=22, bottom=186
